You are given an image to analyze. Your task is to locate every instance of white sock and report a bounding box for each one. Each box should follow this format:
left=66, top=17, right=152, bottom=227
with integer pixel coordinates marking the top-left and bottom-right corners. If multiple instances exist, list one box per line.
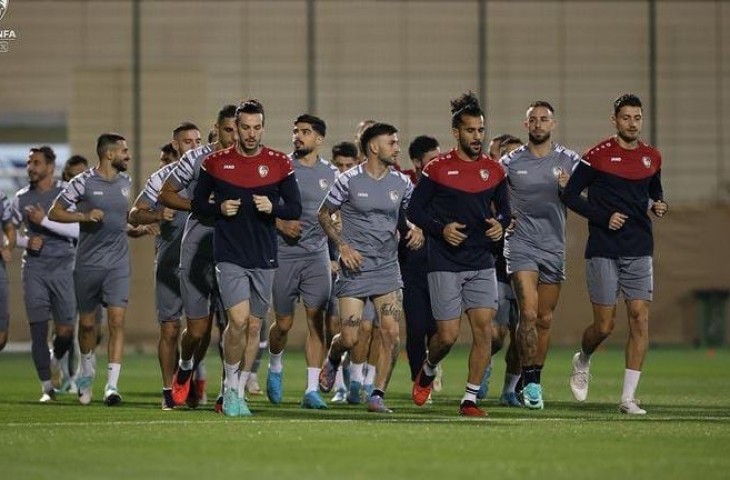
left=364, top=363, right=376, bottom=385
left=349, top=362, right=365, bottom=384
left=179, top=357, right=194, bottom=371
left=578, top=349, right=591, bottom=366
left=423, top=361, right=437, bottom=377
left=224, top=362, right=239, bottom=389
left=268, top=351, right=283, bottom=373
left=237, top=371, right=251, bottom=399
left=462, top=383, right=480, bottom=403
left=195, top=360, right=206, bottom=380
left=503, top=373, right=521, bottom=394
left=333, top=366, right=345, bottom=390
left=106, top=363, right=121, bottom=390
left=621, top=369, right=641, bottom=403
left=306, top=367, right=320, bottom=393
left=80, top=352, right=96, bottom=377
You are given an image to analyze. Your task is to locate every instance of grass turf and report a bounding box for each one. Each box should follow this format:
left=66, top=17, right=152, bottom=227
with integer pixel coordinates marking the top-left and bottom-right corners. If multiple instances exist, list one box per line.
left=0, top=347, right=728, bottom=479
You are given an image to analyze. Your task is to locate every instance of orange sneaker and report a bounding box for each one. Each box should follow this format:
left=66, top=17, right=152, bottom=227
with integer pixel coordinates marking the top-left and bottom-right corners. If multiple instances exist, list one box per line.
left=412, top=367, right=434, bottom=406
left=195, top=378, right=208, bottom=405
left=171, top=368, right=193, bottom=406
left=459, top=400, right=487, bottom=417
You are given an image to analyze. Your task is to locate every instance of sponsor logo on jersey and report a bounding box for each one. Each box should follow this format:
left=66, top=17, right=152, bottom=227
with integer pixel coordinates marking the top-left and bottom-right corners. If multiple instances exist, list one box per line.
left=258, top=165, right=269, bottom=178
left=447, top=170, right=459, bottom=175
left=642, top=156, right=651, bottom=168
left=92, top=191, right=103, bottom=196
left=357, top=192, right=369, bottom=198
left=611, top=157, right=622, bottom=162
left=516, top=170, right=528, bottom=175
left=389, top=190, right=399, bottom=203
left=319, top=178, right=329, bottom=190
left=479, top=169, right=489, bottom=181
left=223, top=164, right=235, bottom=170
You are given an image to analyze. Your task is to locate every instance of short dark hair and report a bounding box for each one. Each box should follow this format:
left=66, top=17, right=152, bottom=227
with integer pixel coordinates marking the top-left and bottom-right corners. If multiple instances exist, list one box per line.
left=172, top=122, right=199, bottom=138
left=96, top=133, right=126, bottom=160
left=408, top=135, right=439, bottom=162
left=450, top=91, right=484, bottom=128
left=331, top=141, right=358, bottom=160
left=613, top=93, right=642, bottom=116
left=359, top=122, right=398, bottom=156
left=63, top=155, right=89, bottom=181
left=235, top=99, right=265, bottom=124
left=490, top=133, right=515, bottom=145
left=295, top=114, right=326, bottom=137
left=160, top=142, right=178, bottom=158
left=528, top=100, right=555, bottom=115
left=500, top=136, right=523, bottom=157
left=207, top=129, right=218, bottom=143
left=29, top=145, right=56, bottom=164
left=217, top=104, right=237, bottom=124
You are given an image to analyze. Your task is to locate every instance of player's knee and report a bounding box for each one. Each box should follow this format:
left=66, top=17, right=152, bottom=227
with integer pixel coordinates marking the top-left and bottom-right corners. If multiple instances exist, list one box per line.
left=596, top=319, right=615, bottom=337
left=276, top=315, right=294, bottom=333
left=340, top=330, right=359, bottom=350
left=628, top=311, right=648, bottom=335
left=536, top=313, right=553, bottom=331
left=520, top=308, right=538, bottom=326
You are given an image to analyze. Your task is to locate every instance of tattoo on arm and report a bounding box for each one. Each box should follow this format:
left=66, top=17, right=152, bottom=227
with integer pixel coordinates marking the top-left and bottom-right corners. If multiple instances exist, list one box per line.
left=318, top=204, right=345, bottom=247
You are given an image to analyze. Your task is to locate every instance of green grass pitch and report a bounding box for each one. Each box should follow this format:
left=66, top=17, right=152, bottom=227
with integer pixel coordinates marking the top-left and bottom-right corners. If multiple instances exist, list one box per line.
left=1, top=347, right=728, bottom=479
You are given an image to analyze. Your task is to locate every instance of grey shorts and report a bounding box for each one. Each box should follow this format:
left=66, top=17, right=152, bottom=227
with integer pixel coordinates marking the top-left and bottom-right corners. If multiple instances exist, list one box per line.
left=505, top=245, right=565, bottom=284
left=179, top=236, right=217, bottom=320
left=0, top=264, right=8, bottom=331
left=74, top=266, right=129, bottom=314
left=335, top=259, right=403, bottom=299
left=326, top=274, right=338, bottom=317
left=215, top=262, right=274, bottom=319
left=427, top=269, right=499, bottom=321
left=22, top=262, right=76, bottom=326
left=155, top=263, right=183, bottom=323
left=273, top=251, right=331, bottom=316
left=586, top=256, right=653, bottom=305
left=494, top=281, right=518, bottom=327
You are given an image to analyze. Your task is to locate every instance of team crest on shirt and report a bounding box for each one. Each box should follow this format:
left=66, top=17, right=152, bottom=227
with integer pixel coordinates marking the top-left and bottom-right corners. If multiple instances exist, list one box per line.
left=389, top=190, right=399, bottom=204
left=258, top=165, right=269, bottom=178
left=121, top=187, right=129, bottom=198
left=479, top=169, right=490, bottom=181
left=642, top=156, right=652, bottom=168
left=552, top=166, right=562, bottom=178
left=319, top=178, right=329, bottom=190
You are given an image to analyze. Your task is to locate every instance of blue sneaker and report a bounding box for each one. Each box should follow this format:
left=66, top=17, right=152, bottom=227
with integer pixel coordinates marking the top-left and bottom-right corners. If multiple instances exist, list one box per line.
left=222, top=387, right=241, bottom=417
left=522, top=382, right=544, bottom=410
left=363, top=383, right=374, bottom=399
left=301, top=391, right=328, bottom=410
left=499, top=391, right=522, bottom=407
left=477, top=364, right=492, bottom=400
left=238, top=396, right=252, bottom=416
left=346, top=380, right=362, bottom=404
left=367, top=395, right=393, bottom=414
left=266, top=371, right=283, bottom=405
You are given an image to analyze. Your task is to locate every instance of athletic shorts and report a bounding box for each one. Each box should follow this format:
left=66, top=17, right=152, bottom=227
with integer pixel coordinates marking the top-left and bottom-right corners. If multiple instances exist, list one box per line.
left=74, top=265, right=129, bottom=313
left=493, top=281, right=518, bottom=327
left=179, top=234, right=217, bottom=320
left=336, top=259, right=402, bottom=299
left=427, top=269, right=499, bottom=321
left=586, top=256, right=653, bottom=305
left=215, top=262, right=274, bottom=319
left=505, top=245, right=565, bottom=284
left=23, top=261, right=76, bottom=326
left=0, top=263, right=9, bottom=332
left=272, top=250, right=331, bottom=316
left=155, top=262, right=183, bottom=323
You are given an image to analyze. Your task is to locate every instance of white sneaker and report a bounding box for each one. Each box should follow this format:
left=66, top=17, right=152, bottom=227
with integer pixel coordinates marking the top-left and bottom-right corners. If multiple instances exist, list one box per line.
left=39, top=389, right=56, bottom=403
left=619, top=398, right=646, bottom=415
left=569, top=352, right=591, bottom=402
left=433, top=364, right=443, bottom=392
left=76, top=375, right=93, bottom=405
left=103, top=386, right=122, bottom=406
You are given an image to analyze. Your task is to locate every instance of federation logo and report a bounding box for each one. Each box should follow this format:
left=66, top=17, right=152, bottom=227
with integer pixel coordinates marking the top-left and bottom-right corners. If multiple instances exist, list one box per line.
left=389, top=190, right=399, bottom=204
left=0, top=1, right=8, bottom=22
left=121, top=187, right=130, bottom=198
left=642, top=156, right=652, bottom=168
left=258, top=165, right=269, bottom=178
left=479, top=169, right=490, bottom=181
left=319, top=178, right=329, bottom=190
